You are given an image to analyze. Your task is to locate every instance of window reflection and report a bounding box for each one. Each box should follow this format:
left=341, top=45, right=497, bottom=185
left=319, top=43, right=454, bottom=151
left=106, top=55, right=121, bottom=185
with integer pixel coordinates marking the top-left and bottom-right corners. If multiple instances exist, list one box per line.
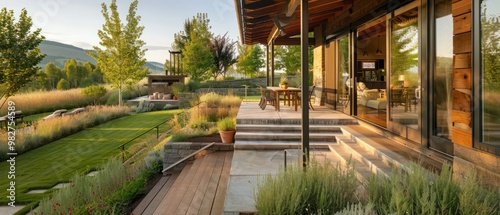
left=389, top=8, right=419, bottom=129
left=481, top=0, right=500, bottom=144
left=337, top=37, right=350, bottom=113
left=434, top=0, right=453, bottom=140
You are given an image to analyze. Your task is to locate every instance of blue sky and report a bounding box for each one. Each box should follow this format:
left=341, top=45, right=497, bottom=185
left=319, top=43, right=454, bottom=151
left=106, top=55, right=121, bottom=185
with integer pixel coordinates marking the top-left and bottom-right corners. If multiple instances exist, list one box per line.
left=0, top=0, right=239, bottom=63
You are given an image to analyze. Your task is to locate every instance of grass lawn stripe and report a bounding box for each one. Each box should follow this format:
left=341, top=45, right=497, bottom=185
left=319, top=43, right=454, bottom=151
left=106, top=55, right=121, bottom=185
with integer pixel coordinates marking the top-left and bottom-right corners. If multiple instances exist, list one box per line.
left=0, top=109, right=180, bottom=205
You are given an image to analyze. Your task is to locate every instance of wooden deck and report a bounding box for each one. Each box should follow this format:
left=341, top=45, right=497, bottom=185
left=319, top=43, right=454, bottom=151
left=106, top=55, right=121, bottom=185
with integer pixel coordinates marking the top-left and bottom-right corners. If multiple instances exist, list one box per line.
left=133, top=151, right=233, bottom=215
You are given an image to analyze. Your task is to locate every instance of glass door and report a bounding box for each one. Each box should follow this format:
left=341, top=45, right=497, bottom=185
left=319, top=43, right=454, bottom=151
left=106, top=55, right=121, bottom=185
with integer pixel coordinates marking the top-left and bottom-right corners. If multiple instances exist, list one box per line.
left=430, top=0, right=454, bottom=155
left=388, top=2, right=421, bottom=142
left=336, top=36, right=351, bottom=114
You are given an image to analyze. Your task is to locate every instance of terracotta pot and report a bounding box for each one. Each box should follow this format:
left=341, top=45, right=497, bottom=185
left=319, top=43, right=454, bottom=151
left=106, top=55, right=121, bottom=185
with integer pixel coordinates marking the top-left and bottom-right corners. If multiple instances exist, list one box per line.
left=219, top=130, right=235, bottom=144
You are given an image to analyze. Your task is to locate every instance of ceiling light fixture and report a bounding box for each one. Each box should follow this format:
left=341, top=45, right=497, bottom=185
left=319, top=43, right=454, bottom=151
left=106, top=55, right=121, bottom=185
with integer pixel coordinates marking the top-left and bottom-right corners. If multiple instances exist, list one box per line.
left=375, top=35, right=383, bottom=56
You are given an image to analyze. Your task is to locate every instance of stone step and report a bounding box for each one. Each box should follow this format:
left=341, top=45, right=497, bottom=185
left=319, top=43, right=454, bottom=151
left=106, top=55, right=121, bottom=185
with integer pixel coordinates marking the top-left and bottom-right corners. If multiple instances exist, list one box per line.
left=236, top=118, right=359, bottom=125
left=234, top=140, right=332, bottom=150
left=328, top=144, right=373, bottom=182
left=235, top=124, right=342, bottom=133
left=335, top=136, right=392, bottom=177
left=340, top=127, right=414, bottom=173
left=235, top=132, right=338, bottom=142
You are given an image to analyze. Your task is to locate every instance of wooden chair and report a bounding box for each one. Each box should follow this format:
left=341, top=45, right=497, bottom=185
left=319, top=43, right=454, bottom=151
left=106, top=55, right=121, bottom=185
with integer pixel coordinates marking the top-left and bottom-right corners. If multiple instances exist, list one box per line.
left=259, top=86, right=276, bottom=110
left=297, top=85, right=315, bottom=110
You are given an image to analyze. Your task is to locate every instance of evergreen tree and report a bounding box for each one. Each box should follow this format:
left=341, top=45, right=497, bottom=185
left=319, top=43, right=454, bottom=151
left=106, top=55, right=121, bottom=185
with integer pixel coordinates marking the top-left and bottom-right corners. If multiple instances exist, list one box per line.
left=0, top=8, right=45, bottom=106
left=88, top=0, right=148, bottom=105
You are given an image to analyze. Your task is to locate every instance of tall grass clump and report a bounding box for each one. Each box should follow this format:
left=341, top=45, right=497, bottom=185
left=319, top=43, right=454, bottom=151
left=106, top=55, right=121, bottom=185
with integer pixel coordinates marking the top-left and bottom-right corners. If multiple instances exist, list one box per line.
left=0, top=88, right=113, bottom=116
left=0, top=105, right=132, bottom=161
left=170, top=93, right=241, bottom=141
left=366, top=163, right=499, bottom=214
left=35, top=159, right=128, bottom=214
left=255, top=160, right=359, bottom=214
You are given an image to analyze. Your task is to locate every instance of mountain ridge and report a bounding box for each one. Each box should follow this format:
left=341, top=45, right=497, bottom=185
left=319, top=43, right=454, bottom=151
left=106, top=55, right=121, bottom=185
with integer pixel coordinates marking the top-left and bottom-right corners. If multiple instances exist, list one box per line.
left=38, top=40, right=165, bottom=74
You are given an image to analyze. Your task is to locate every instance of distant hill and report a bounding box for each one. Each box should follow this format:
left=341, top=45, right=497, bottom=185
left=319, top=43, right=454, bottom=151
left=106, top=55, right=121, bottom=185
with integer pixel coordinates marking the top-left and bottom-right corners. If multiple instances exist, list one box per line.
left=38, top=40, right=165, bottom=74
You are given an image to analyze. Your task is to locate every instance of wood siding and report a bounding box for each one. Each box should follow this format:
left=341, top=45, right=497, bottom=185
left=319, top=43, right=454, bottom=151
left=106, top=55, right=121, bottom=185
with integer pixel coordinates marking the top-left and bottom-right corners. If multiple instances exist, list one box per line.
left=451, top=0, right=472, bottom=147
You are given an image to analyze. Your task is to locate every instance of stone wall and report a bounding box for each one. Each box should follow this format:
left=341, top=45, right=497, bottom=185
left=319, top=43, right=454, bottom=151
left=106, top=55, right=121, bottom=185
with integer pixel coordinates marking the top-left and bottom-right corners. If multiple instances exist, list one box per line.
left=163, top=142, right=233, bottom=175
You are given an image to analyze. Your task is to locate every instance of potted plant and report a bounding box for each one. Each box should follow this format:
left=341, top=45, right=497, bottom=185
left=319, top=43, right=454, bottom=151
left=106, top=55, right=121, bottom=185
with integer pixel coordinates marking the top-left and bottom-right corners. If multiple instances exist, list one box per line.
left=279, top=76, right=289, bottom=89
left=171, top=82, right=185, bottom=100
left=217, top=117, right=236, bottom=144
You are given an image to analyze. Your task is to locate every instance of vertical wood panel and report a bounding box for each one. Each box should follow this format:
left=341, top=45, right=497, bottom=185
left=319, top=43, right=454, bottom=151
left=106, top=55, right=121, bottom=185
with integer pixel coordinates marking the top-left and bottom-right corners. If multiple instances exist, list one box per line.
left=452, top=110, right=471, bottom=126
left=452, top=90, right=471, bottom=114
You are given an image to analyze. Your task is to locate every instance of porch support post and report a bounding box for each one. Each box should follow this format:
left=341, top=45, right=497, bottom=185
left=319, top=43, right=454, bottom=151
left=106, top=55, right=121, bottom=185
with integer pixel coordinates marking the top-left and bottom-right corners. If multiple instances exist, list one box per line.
left=271, top=42, right=275, bottom=86
left=266, top=45, right=270, bottom=86
left=300, top=0, right=309, bottom=167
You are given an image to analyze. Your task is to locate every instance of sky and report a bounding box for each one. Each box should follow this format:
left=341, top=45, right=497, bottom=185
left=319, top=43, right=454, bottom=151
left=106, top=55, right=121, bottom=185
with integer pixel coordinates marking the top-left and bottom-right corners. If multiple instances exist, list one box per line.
left=0, top=0, right=240, bottom=63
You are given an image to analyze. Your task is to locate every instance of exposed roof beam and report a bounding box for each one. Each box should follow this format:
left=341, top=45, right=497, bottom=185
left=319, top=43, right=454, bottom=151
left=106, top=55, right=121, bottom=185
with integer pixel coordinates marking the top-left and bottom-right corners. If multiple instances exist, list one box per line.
left=267, top=0, right=300, bottom=45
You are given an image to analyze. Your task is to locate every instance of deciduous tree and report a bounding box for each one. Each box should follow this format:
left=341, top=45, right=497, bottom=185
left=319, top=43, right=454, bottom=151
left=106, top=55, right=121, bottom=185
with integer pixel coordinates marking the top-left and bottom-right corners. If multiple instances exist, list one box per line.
left=182, top=13, right=213, bottom=81
left=236, top=44, right=264, bottom=78
left=81, top=85, right=107, bottom=105
left=88, top=0, right=148, bottom=105
left=0, top=8, right=45, bottom=107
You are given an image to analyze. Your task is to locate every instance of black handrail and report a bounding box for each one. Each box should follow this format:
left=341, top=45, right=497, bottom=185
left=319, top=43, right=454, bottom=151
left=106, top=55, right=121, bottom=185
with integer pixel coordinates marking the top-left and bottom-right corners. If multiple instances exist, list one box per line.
left=118, top=100, right=208, bottom=162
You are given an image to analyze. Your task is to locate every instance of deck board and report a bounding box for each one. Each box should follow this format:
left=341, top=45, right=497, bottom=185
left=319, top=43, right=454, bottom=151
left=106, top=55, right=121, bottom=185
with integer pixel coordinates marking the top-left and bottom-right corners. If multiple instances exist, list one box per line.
left=143, top=151, right=233, bottom=215
left=197, top=152, right=226, bottom=215
left=210, top=151, right=233, bottom=215
left=141, top=173, right=179, bottom=215
left=185, top=152, right=219, bottom=215
left=132, top=175, right=171, bottom=214
left=175, top=152, right=217, bottom=214
left=152, top=161, right=194, bottom=214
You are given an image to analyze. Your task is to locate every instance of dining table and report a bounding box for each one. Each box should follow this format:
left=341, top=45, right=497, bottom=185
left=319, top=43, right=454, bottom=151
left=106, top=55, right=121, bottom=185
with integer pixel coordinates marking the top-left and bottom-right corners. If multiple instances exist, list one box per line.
left=266, top=86, right=301, bottom=111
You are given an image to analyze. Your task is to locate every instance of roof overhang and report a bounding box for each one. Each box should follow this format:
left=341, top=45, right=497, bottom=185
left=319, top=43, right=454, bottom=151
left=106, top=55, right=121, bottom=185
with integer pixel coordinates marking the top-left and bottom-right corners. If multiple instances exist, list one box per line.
left=235, top=0, right=352, bottom=45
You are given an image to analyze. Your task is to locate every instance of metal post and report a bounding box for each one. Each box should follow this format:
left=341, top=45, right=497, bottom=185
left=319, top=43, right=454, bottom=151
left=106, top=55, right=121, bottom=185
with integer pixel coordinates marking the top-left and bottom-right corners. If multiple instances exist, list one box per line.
left=271, top=43, right=275, bottom=86
left=284, top=150, right=287, bottom=171
left=266, top=45, right=270, bottom=86
left=156, top=126, right=159, bottom=139
left=300, top=0, right=310, bottom=167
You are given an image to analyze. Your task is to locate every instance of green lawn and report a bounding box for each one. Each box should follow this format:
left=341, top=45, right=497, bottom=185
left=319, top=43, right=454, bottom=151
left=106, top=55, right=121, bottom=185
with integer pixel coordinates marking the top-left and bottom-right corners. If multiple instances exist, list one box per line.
left=0, top=109, right=179, bottom=205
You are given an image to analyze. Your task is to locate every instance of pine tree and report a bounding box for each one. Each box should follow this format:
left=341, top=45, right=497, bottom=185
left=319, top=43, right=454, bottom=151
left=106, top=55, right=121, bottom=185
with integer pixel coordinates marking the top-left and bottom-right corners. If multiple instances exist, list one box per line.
left=88, top=0, right=148, bottom=105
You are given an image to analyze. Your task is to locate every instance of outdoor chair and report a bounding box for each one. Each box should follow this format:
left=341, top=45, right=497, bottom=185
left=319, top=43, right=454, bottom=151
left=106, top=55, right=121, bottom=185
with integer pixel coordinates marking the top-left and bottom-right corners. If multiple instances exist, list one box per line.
left=259, top=86, right=276, bottom=110
left=297, top=85, right=315, bottom=110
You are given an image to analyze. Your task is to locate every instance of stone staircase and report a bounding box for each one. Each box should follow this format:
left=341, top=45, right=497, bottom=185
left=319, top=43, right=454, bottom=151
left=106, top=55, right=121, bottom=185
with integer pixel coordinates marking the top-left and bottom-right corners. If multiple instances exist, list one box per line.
left=234, top=117, right=358, bottom=150
left=234, top=117, right=445, bottom=181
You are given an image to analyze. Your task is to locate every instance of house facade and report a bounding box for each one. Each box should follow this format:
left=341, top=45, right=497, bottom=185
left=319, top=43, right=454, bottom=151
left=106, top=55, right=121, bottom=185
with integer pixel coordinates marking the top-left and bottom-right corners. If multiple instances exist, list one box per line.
left=235, top=0, right=499, bottom=185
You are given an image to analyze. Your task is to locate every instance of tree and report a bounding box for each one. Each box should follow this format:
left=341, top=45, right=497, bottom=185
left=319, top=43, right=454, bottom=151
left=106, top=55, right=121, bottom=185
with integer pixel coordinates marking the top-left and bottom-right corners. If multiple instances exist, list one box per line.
left=45, top=62, right=64, bottom=89
left=209, top=33, right=238, bottom=80
left=172, top=19, right=193, bottom=51
left=88, top=0, right=148, bottom=105
left=181, top=13, right=213, bottom=81
left=81, top=85, right=107, bottom=105
left=56, top=79, right=70, bottom=90
left=0, top=8, right=45, bottom=107
left=390, top=20, right=418, bottom=84
left=236, top=44, right=264, bottom=78
left=64, top=59, right=78, bottom=88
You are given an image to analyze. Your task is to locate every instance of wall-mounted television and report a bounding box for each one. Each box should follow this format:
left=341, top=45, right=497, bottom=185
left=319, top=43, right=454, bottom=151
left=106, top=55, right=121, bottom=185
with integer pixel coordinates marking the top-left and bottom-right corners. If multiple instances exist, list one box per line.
left=361, top=61, right=376, bottom=69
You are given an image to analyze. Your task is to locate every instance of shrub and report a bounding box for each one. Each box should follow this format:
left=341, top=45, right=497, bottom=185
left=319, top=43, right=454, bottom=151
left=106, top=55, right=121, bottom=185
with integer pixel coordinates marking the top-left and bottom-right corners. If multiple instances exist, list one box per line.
left=81, top=85, right=107, bottom=105
left=366, top=163, right=500, bottom=215
left=171, top=82, right=186, bottom=97
left=255, top=160, right=359, bottom=214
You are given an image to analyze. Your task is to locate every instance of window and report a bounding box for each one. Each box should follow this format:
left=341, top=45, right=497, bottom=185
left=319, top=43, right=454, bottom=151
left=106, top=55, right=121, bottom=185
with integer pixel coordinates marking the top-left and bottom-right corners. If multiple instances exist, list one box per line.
left=480, top=0, right=500, bottom=150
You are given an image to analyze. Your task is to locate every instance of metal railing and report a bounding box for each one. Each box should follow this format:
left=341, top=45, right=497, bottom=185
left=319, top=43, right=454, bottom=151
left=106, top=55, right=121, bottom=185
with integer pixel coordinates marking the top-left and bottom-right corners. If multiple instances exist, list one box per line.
left=118, top=119, right=170, bottom=161
left=161, top=142, right=216, bottom=173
